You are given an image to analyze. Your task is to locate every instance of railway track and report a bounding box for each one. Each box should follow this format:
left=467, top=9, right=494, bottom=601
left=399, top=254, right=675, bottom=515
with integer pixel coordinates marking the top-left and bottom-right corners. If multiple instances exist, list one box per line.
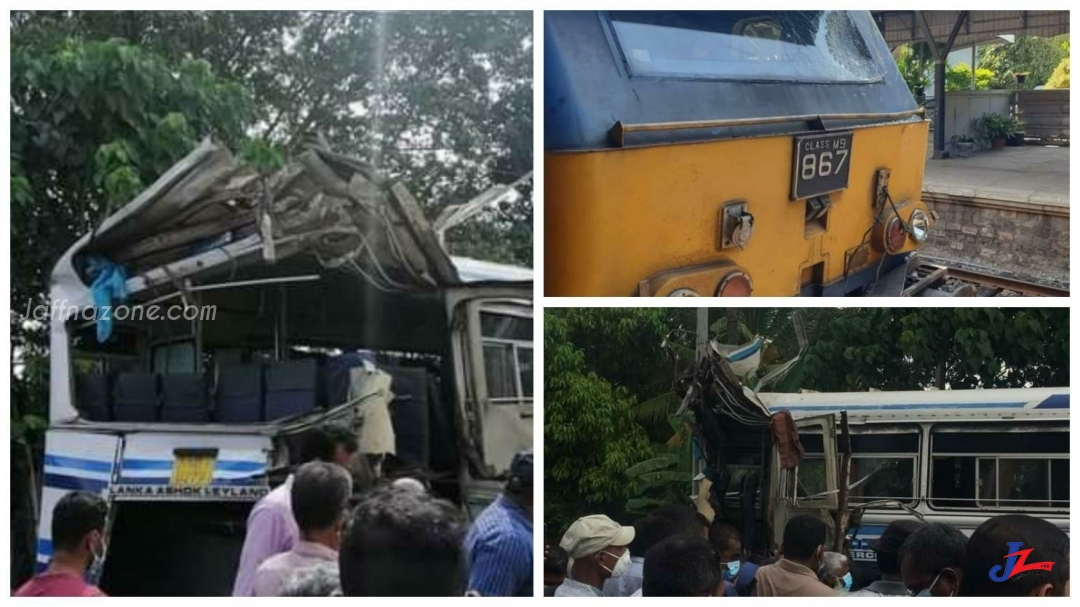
left=902, top=260, right=1069, bottom=297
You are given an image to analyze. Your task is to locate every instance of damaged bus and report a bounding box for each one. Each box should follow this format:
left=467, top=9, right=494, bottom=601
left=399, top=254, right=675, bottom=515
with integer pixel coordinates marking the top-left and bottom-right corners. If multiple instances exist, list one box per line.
left=36, top=140, right=533, bottom=595
left=687, top=353, right=1068, bottom=582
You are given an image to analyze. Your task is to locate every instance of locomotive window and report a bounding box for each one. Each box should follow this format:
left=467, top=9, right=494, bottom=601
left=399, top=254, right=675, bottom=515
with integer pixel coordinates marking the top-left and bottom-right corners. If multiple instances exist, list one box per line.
left=607, top=11, right=885, bottom=83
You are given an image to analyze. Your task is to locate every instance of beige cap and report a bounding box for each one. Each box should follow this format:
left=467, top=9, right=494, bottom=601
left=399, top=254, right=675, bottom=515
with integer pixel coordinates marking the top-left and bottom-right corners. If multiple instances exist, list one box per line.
left=559, top=514, right=635, bottom=559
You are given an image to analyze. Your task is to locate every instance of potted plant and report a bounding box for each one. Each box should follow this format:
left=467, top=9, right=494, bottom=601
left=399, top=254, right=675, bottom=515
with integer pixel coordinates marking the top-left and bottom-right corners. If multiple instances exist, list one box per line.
left=976, top=113, right=1022, bottom=150
left=950, top=134, right=978, bottom=157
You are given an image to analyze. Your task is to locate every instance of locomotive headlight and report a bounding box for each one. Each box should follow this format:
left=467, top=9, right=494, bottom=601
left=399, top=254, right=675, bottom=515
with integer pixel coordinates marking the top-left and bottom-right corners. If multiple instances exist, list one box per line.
left=908, top=209, right=930, bottom=242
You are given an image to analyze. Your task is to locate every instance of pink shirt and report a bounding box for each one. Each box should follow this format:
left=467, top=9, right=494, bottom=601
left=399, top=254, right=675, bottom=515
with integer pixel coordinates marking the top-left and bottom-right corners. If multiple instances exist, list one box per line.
left=231, top=477, right=300, bottom=596
left=252, top=541, right=339, bottom=597
left=14, top=572, right=106, bottom=597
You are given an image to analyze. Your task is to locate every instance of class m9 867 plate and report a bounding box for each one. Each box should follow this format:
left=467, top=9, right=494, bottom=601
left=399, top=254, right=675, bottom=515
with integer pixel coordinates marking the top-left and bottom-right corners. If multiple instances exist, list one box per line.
left=791, top=131, right=853, bottom=200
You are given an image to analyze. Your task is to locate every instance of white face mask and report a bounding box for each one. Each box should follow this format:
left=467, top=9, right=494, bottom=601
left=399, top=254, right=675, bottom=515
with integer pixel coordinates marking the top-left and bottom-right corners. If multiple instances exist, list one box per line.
left=601, top=549, right=632, bottom=578
left=914, top=570, right=951, bottom=597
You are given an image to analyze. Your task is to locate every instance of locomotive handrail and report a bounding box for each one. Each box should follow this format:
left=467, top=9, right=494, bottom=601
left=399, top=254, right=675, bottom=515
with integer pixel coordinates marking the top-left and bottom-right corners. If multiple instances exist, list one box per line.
left=609, top=107, right=926, bottom=147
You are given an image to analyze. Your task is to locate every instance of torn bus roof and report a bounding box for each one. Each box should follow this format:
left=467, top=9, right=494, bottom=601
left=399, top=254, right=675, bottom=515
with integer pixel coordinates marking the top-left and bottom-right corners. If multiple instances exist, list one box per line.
left=52, top=139, right=464, bottom=306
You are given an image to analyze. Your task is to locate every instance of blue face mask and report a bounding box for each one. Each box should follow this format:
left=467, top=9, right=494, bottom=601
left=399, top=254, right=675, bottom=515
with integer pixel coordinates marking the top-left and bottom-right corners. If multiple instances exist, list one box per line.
left=841, top=573, right=853, bottom=590
left=724, top=560, right=740, bottom=580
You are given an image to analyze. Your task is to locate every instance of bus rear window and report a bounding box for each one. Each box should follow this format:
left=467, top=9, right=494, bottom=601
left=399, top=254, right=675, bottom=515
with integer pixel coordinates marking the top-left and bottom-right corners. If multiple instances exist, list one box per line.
left=608, top=11, right=884, bottom=83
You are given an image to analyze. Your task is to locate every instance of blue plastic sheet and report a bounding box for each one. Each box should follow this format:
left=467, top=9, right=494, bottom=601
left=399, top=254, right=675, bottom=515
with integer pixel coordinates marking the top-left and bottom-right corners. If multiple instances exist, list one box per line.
left=85, top=256, right=128, bottom=343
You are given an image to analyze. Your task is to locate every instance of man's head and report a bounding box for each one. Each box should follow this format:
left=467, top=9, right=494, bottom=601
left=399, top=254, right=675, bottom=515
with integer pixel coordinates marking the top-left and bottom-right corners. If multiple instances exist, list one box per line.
left=629, top=513, right=678, bottom=560
left=506, top=450, right=533, bottom=517
left=709, top=521, right=743, bottom=566
left=960, top=515, right=1069, bottom=597
left=653, top=505, right=710, bottom=539
left=301, top=424, right=359, bottom=468
left=820, top=551, right=850, bottom=590
left=559, top=514, right=635, bottom=583
left=291, top=461, right=353, bottom=548
left=51, top=492, right=107, bottom=569
left=870, top=520, right=924, bottom=577
left=782, top=514, right=828, bottom=571
left=642, top=535, right=725, bottom=597
left=544, top=545, right=569, bottom=587
left=339, top=485, right=466, bottom=596
left=900, top=523, right=967, bottom=597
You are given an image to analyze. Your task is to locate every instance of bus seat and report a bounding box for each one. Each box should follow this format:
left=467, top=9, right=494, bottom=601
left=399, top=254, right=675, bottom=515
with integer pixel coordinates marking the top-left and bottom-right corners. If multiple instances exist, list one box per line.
left=265, top=359, right=318, bottom=421
left=215, top=364, right=263, bottom=422
left=161, top=374, right=209, bottom=422
left=76, top=374, right=112, bottom=421
left=113, top=373, right=160, bottom=422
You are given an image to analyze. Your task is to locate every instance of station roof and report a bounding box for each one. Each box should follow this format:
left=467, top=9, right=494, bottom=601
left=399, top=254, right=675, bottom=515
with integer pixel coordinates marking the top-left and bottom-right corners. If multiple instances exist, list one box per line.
left=872, top=11, right=1069, bottom=49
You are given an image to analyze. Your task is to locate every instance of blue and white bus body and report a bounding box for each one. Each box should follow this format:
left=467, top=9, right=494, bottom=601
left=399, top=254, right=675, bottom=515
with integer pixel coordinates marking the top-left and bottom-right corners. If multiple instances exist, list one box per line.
left=759, top=387, right=1069, bottom=573
left=35, top=142, right=533, bottom=594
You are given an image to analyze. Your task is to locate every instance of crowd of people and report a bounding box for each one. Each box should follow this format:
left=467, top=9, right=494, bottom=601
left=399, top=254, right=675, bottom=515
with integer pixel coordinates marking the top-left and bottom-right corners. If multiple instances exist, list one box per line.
left=546, top=506, right=1070, bottom=597
left=14, top=425, right=534, bottom=597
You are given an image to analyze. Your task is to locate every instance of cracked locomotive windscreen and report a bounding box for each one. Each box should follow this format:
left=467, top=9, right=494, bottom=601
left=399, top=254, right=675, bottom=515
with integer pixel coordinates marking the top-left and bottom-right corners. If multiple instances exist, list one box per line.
left=609, top=10, right=885, bottom=83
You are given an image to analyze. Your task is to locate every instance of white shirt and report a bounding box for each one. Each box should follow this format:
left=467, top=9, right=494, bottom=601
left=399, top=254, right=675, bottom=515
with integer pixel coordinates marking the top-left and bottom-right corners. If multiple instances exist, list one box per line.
left=252, top=540, right=339, bottom=597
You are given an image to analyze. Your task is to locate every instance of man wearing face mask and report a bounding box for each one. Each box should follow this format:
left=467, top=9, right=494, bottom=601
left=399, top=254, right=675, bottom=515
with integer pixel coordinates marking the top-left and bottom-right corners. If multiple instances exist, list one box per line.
left=752, top=514, right=835, bottom=596
left=710, top=521, right=759, bottom=596
left=820, top=552, right=852, bottom=594
left=555, top=514, right=635, bottom=597
left=848, top=519, right=924, bottom=597
left=15, top=492, right=108, bottom=596
left=899, top=523, right=967, bottom=597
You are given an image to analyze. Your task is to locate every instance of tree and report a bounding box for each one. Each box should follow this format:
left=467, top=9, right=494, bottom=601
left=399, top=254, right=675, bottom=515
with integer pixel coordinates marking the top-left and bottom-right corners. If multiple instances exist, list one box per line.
left=800, top=308, right=1068, bottom=390
left=895, top=44, right=932, bottom=97
left=544, top=309, right=656, bottom=536
left=945, top=62, right=994, bottom=91
left=979, top=36, right=1068, bottom=89
left=1046, top=57, right=1070, bottom=88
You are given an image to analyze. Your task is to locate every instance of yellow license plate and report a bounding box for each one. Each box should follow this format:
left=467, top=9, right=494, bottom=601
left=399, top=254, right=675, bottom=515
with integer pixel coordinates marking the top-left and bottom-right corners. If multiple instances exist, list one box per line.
left=171, top=455, right=216, bottom=488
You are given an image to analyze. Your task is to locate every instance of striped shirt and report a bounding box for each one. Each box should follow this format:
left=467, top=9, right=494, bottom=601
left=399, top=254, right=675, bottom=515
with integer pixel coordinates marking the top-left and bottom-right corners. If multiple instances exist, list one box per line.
left=464, top=494, right=533, bottom=596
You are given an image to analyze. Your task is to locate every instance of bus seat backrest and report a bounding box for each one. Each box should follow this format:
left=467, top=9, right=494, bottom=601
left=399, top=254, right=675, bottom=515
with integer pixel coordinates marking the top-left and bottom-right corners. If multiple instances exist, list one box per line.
left=216, top=363, right=264, bottom=422
left=161, top=374, right=209, bottom=422
left=113, top=373, right=160, bottom=422
left=265, top=359, right=318, bottom=421
left=76, top=373, right=112, bottom=421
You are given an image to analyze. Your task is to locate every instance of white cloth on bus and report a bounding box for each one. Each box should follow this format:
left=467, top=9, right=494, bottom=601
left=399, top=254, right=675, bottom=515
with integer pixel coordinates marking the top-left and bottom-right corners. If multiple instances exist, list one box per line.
left=348, top=366, right=396, bottom=456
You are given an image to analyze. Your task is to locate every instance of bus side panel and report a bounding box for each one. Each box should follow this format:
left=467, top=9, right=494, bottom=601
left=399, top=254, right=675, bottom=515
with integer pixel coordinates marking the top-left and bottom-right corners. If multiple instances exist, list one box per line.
left=37, top=430, right=121, bottom=571
left=118, top=433, right=271, bottom=492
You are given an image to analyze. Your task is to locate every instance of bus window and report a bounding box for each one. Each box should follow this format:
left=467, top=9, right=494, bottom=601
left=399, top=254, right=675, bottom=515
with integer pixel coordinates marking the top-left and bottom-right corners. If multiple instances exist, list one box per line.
left=849, top=458, right=915, bottom=503
left=977, top=457, right=1064, bottom=509
left=930, top=425, right=1068, bottom=511
left=606, top=11, right=884, bottom=83
left=480, top=312, right=533, bottom=403
left=796, top=433, right=827, bottom=496
left=1050, top=460, right=1069, bottom=508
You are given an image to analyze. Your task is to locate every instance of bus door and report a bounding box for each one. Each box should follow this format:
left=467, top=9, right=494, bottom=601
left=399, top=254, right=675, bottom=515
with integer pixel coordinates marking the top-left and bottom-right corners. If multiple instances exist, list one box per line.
left=446, top=286, right=533, bottom=486
left=769, top=413, right=839, bottom=554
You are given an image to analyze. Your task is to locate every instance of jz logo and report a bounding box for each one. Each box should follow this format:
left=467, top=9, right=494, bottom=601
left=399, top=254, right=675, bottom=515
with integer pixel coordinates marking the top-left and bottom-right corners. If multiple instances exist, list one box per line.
left=989, top=542, right=1055, bottom=582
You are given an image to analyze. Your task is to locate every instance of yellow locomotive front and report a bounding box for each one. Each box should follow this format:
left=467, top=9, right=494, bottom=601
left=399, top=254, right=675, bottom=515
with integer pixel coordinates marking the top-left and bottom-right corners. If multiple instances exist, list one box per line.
left=545, top=11, right=932, bottom=297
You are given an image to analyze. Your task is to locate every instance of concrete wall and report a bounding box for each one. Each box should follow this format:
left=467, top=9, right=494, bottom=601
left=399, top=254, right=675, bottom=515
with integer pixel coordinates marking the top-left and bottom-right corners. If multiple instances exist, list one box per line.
left=941, top=90, right=1013, bottom=142
left=921, top=194, right=1069, bottom=288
